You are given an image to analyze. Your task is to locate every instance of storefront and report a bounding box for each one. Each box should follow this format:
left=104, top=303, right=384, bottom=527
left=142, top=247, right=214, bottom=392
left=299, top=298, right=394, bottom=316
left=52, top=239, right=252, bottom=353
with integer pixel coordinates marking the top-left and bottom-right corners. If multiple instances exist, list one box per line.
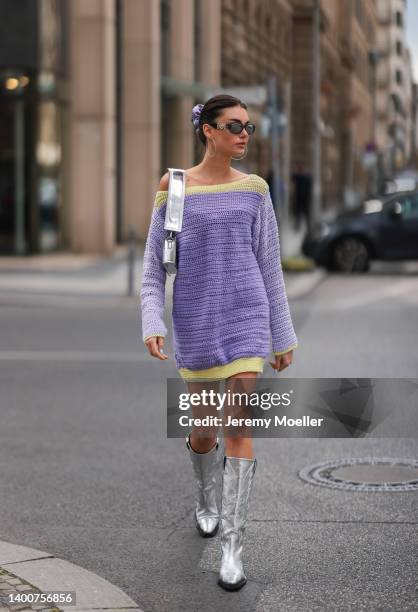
left=0, top=0, right=69, bottom=255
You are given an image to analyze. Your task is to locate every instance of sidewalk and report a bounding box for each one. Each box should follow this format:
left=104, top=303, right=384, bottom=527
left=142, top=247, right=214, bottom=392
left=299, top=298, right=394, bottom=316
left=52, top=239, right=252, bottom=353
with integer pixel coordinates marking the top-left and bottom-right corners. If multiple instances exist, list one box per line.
left=0, top=247, right=137, bottom=303
left=0, top=222, right=325, bottom=303
left=280, top=216, right=307, bottom=259
left=0, top=540, right=143, bottom=612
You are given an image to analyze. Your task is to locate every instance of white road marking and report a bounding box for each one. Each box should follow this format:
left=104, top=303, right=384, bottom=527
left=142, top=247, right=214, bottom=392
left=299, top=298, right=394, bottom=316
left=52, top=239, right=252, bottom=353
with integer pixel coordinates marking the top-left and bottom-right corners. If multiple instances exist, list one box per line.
left=0, top=351, right=156, bottom=362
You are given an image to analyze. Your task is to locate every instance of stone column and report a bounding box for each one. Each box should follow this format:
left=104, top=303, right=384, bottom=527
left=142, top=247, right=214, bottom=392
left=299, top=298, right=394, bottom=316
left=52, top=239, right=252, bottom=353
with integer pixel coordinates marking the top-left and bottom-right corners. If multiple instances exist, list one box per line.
left=165, top=0, right=195, bottom=168
left=123, top=0, right=161, bottom=241
left=199, top=0, right=221, bottom=85
left=69, top=0, right=116, bottom=253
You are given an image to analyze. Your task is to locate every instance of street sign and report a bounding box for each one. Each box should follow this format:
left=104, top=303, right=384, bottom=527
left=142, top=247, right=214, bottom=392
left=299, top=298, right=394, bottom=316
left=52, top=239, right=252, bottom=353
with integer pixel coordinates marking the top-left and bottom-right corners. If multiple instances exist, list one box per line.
left=260, top=114, right=271, bottom=138
left=362, top=151, right=377, bottom=168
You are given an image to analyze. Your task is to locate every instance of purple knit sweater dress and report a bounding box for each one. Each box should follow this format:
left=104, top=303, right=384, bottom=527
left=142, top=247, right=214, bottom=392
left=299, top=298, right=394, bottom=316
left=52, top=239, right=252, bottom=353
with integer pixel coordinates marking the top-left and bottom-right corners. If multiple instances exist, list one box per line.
left=140, top=174, right=298, bottom=381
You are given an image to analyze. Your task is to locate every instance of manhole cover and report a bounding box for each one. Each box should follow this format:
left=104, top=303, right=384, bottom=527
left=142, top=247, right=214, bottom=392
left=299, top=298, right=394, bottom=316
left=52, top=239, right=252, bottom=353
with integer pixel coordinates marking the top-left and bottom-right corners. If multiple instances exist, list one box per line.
left=298, top=458, right=418, bottom=491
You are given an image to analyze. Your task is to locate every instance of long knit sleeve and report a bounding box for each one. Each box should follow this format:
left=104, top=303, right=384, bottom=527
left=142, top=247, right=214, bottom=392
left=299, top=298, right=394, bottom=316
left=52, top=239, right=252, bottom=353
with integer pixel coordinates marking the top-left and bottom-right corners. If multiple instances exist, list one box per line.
left=139, top=200, right=168, bottom=343
left=252, top=188, right=298, bottom=356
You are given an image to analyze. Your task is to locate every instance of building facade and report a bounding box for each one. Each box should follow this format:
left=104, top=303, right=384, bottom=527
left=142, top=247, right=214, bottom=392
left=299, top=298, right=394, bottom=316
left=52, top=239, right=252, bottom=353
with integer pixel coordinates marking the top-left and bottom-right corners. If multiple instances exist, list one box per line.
left=376, top=0, right=414, bottom=179
left=0, top=0, right=416, bottom=255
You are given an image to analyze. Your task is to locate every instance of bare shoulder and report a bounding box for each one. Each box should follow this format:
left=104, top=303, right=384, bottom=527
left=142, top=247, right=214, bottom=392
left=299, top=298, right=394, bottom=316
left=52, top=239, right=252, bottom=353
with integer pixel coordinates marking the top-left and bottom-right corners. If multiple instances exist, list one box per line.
left=158, top=172, right=170, bottom=191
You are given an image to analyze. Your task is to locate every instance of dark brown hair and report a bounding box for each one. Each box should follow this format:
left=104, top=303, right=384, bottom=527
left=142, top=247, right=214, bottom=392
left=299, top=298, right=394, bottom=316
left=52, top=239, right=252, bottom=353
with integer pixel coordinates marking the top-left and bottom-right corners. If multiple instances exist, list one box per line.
left=195, top=94, right=248, bottom=146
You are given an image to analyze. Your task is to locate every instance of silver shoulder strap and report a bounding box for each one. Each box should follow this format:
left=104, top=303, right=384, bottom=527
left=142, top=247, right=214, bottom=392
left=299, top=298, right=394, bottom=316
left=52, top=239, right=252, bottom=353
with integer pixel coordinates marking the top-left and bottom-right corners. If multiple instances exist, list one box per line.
left=164, top=168, right=185, bottom=233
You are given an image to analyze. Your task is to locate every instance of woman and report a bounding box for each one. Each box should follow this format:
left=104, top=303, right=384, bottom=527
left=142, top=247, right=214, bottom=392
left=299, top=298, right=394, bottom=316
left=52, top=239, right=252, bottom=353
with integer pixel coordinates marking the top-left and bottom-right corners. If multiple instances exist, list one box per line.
left=140, top=94, right=298, bottom=591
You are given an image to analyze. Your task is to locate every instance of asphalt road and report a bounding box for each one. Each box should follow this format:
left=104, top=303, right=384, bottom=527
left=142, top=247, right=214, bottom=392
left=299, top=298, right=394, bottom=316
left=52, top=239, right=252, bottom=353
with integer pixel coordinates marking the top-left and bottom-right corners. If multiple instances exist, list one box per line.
left=0, top=266, right=417, bottom=611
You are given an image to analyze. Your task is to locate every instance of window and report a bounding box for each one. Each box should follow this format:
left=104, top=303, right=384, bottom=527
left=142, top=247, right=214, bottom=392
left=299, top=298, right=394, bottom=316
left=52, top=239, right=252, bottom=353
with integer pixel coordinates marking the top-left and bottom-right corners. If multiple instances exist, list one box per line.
left=161, top=0, right=171, bottom=76
left=399, top=195, right=418, bottom=220
left=194, top=0, right=202, bottom=82
left=395, top=11, right=403, bottom=27
left=367, top=19, right=374, bottom=43
left=355, top=0, right=362, bottom=25
left=396, top=40, right=402, bottom=55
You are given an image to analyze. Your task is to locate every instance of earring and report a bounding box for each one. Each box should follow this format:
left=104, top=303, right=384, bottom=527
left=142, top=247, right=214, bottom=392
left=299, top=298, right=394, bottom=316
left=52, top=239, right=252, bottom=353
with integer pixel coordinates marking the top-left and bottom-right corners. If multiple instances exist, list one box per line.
left=206, top=138, right=217, bottom=159
left=231, top=145, right=248, bottom=161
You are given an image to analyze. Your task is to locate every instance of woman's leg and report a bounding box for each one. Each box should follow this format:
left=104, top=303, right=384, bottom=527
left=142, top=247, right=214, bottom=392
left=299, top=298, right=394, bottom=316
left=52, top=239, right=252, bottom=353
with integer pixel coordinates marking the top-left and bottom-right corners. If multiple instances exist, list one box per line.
left=185, top=378, right=222, bottom=537
left=218, top=371, right=258, bottom=591
left=223, top=372, right=258, bottom=458
left=186, top=379, right=220, bottom=452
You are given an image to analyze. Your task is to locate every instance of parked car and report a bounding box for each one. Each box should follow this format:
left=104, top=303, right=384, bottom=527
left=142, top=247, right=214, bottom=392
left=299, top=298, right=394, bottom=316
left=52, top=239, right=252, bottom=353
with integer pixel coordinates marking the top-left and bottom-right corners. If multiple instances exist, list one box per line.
left=383, top=176, right=417, bottom=195
left=302, top=190, right=418, bottom=272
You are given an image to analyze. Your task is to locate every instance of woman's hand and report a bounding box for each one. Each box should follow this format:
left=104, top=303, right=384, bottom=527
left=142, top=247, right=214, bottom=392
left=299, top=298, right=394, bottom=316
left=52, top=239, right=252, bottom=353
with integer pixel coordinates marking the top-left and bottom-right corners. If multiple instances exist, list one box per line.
left=269, top=349, right=293, bottom=373
left=145, top=336, right=168, bottom=360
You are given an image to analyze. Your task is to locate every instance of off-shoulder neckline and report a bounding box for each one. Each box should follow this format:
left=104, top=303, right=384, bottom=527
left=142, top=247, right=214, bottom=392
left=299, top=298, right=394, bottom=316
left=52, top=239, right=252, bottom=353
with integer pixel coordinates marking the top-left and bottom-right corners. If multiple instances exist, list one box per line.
left=156, top=173, right=254, bottom=194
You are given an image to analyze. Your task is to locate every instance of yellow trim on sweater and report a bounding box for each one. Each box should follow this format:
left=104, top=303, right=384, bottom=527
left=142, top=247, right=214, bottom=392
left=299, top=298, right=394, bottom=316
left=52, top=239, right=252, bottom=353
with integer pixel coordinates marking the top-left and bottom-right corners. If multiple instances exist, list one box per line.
left=273, top=343, right=298, bottom=356
left=178, top=356, right=265, bottom=382
left=154, top=174, right=268, bottom=209
left=143, top=334, right=165, bottom=343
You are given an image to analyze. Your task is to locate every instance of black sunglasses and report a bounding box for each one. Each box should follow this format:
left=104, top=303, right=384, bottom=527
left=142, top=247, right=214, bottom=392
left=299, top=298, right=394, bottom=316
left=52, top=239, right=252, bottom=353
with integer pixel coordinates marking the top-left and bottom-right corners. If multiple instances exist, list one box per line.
left=208, top=121, right=256, bottom=135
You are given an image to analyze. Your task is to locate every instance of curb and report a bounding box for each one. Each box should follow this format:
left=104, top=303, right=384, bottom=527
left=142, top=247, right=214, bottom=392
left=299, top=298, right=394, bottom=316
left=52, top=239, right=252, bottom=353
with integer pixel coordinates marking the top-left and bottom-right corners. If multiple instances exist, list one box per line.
left=0, top=259, right=326, bottom=306
left=284, top=268, right=327, bottom=300
left=0, top=249, right=128, bottom=274
left=0, top=292, right=137, bottom=309
left=0, top=541, right=143, bottom=612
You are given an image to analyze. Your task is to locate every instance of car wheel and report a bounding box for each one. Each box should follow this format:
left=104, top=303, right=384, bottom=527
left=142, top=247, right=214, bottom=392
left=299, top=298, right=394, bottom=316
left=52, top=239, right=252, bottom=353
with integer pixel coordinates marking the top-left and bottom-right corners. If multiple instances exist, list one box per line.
left=331, top=237, right=370, bottom=273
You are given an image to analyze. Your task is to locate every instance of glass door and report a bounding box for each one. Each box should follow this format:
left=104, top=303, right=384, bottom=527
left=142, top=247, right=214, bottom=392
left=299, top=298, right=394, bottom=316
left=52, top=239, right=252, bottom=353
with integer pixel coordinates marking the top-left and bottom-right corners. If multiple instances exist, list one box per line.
left=0, top=90, right=27, bottom=254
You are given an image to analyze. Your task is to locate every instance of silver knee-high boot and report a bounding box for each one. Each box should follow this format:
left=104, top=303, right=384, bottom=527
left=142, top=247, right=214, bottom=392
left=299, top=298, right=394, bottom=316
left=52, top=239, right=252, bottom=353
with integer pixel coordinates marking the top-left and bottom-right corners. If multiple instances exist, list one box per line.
left=218, top=456, right=257, bottom=591
left=186, top=433, right=221, bottom=537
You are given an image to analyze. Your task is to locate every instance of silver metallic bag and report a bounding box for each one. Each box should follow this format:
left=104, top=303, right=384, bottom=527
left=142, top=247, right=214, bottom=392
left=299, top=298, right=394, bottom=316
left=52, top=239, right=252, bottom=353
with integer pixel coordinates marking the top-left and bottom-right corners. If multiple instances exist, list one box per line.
left=163, top=168, right=186, bottom=275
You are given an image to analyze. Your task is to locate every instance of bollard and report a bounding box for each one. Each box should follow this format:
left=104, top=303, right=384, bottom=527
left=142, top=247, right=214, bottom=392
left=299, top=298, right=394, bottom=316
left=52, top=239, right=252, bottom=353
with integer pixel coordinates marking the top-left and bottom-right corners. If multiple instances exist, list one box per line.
left=127, top=226, right=137, bottom=297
